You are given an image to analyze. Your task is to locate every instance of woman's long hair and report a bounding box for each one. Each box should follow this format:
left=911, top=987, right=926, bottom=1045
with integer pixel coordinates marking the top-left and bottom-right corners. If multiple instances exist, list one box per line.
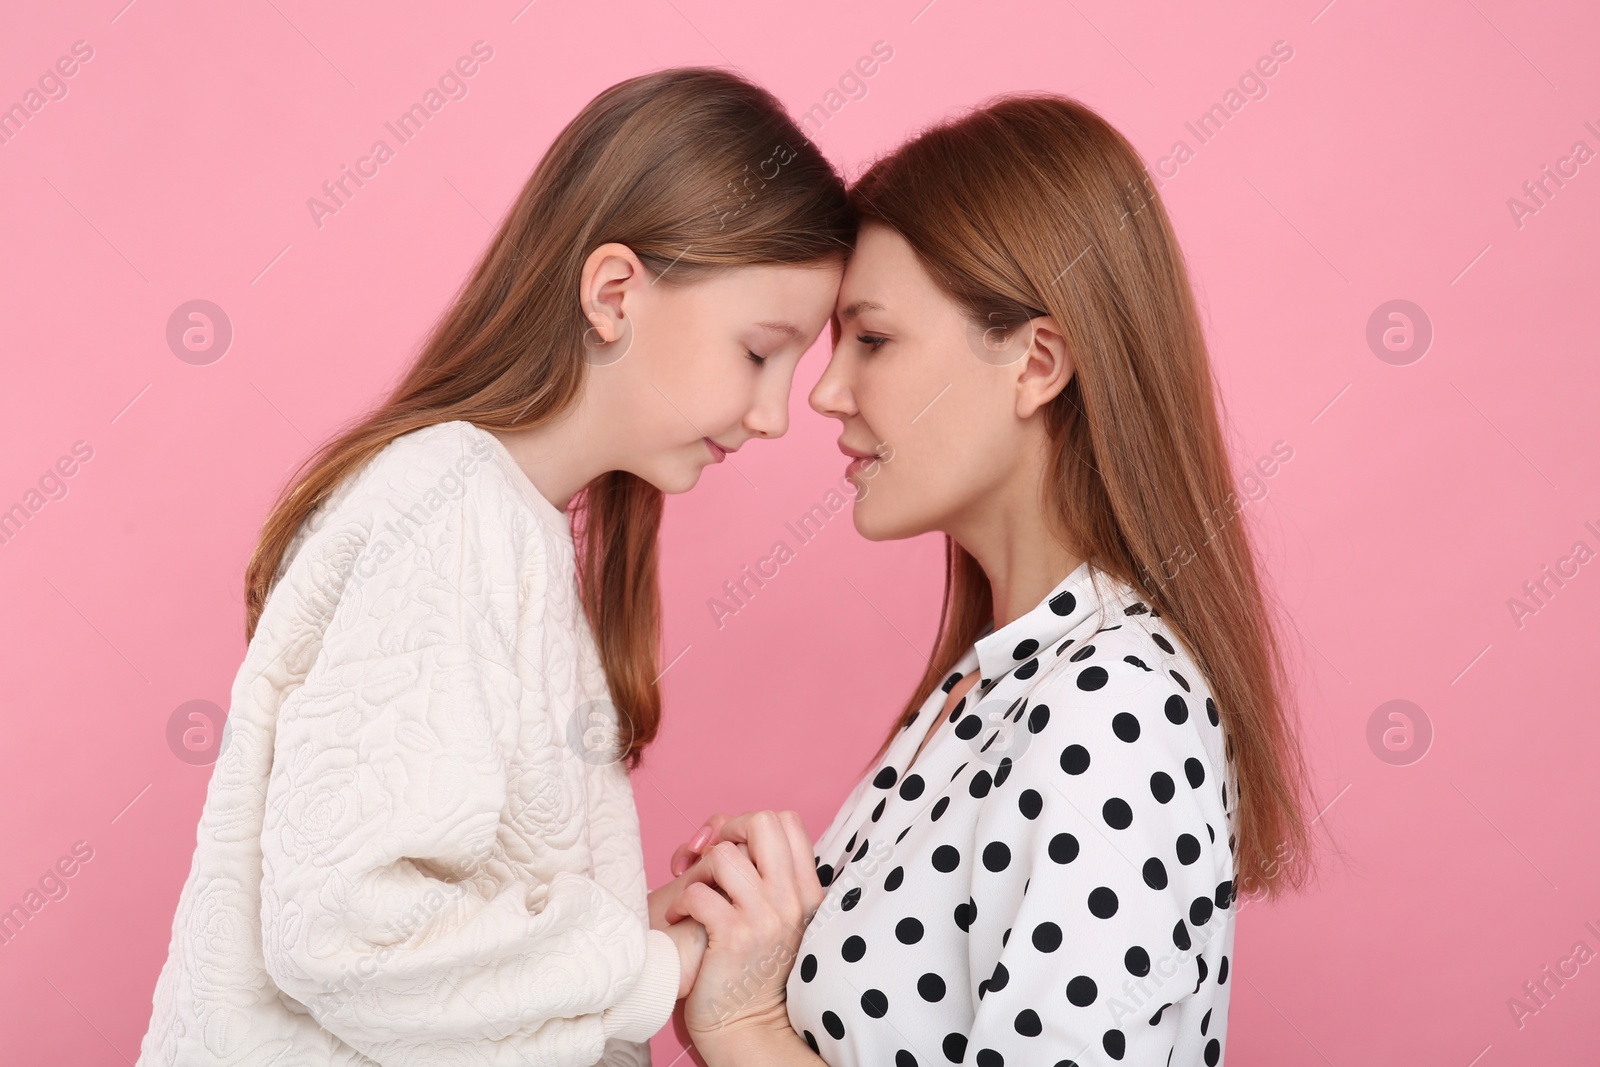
left=244, top=67, right=855, bottom=769
left=854, top=95, right=1315, bottom=899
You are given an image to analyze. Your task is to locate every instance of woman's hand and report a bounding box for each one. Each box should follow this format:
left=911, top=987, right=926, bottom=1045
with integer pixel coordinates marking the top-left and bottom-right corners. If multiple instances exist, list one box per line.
left=672, top=810, right=824, bottom=1049
left=670, top=812, right=733, bottom=878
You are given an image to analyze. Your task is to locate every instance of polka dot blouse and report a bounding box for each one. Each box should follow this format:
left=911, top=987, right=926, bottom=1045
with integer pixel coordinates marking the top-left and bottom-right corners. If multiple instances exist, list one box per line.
left=786, top=562, right=1239, bottom=1066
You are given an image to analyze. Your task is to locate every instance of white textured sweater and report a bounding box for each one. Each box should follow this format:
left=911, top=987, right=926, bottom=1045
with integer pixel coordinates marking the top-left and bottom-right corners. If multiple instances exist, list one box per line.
left=136, top=420, right=681, bottom=1067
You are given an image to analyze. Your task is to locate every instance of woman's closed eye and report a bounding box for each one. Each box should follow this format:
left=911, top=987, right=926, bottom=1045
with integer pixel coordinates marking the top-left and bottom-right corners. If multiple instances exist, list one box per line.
left=746, top=349, right=768, bottom=366
left=856, top=333, right=888, bottom=352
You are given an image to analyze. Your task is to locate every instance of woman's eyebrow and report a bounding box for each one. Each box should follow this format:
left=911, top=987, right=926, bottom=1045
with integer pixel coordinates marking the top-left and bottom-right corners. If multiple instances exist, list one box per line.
left=755, top=320, right=802, bottom=339
left=838, top=300, right=886, bottom=321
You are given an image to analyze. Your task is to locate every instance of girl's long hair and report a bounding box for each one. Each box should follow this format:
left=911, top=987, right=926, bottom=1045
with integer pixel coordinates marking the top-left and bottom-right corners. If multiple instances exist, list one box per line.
left=244, top=67, right=855, bottom=769
left=855, top=95, right=1315, bottom=899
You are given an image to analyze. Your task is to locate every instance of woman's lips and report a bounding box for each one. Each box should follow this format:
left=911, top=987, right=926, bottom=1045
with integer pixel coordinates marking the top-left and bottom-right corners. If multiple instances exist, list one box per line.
left=704, top=438, right=729, bottom=463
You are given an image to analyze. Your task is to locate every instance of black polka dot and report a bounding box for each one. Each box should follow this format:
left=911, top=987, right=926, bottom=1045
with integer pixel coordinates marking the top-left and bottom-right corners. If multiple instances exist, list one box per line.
left=823, top=1011, right=845, bottom=1040
left=885, top=865, right=904, bottom=891
left=1060, top=744, right=1091, bottom=774
left=954, top=898, right=976, bottom=931
left=817, top=863, right=834, bottom=887
left=1215, top=880, right=1234, bottom=909
left=899, top=774, right=925, bottom=801
left=1077, top=666, right=1108, bottom=691
left=1032, top=921, right=1063, bottom=951
left=1152, top=632, right=1174, bottom=653
left=1015, top=658, right=1039, bottom=680
left=1050, top=590, right=1077, bottom=614
left=1205, top=1038, right=1221, bottom=1066
left=800, top=953, right=817, bottom=981
left=1067, top=975, right=1098, bottom=1006
left=1069, top=644, right=1096, bottom=662
left=1190, top=895, right=1214, bottom=926
left=1013, top=638, right=1040, bottom=659
left=1142, top=857, right=1168, bottom=889
left=1164, top=694, right=1188, bottom=724
left=1048, top=832, right=1079, bottom=864
left=947, top=697, right=967, bottom=722
left=896, top=917, right=924, bottom=944
left=1185, top=757, right=1206, bottom=788
left=983, top=841, right=1012, bottom=872
left=1102, top=797, right=1133, bottom=829
left=931, top=796, right=950, bottom=821
left=1173, top=919, right=1191, bottom=950
left=1125, top=945, right=1151, bottom=976
left=804, top=1030, right=818, bottom=1053
left=1201, top=1008, right=1212, bottom=1035
left=862, top=989, right=888, bottom=1018
left=1103, top=1029, right=1126, bottom=1059
left=919, top=972, right=946, bottom=1001
left=872, top=797, right=886, bottom=821
left=955, top=715, right=983, bottom=741
left=1206, top=696, right=1219, bottom=725
left=943, top=1032, right=967, bottom=1062
left=1088, top=886, right=1119, bottom=918
left=987, top=961, right=1009, bottom=992
left=1112, top=712, right=1141, bottom=742
left=841, top=886, right=861, bottom=911
left=841, top=935, right=866, bottom=963
left=969, top=770, right=993, bottom=798
left=941, top=672, right=964, bottom=692
left=1019, top=788, right=1043, bottom=819
left=932, top=845, right=961, bottom=873
left=896, top=1051, right=918, bottom=1067
left=1169, top=669, right=1190, bottom=691
left=854, top=838, right=870, bottom=862
left=1150, top=771, right=1175, bottom=803
left=1015, top=1007, right=1044, bottom=1036
left=873, top=767, right=898, bottom=789
left=1176, top=833, right=1201, bottom=864
left=1027, top=704, right=1051, bottom=733
left=1218, top=955, right=1230, bottom=984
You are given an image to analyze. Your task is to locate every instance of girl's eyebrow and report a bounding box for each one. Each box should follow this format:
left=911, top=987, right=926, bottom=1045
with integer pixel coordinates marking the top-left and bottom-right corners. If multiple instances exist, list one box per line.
left=838, top=300, right=886, bottom=321
left=755, top=320, right=802, bottom=339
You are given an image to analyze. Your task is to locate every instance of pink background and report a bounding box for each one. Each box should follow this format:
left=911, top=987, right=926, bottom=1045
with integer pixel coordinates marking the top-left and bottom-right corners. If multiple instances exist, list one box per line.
left=2, top=0, right=1597, bottom=1062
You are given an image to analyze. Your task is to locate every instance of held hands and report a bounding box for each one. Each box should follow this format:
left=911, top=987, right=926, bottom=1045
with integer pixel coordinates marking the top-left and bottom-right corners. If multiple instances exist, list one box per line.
left=655, top=810, right=824, bottom=1049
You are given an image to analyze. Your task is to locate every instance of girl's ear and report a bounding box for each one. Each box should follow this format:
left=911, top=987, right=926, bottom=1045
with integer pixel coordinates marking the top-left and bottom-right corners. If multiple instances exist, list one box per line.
left=579, top=242, right=647, bottom=342
left=1015, top=314, right=1074, bottom=419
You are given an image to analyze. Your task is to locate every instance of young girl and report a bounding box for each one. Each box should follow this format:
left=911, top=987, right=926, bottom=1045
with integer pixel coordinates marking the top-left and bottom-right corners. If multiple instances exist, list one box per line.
left=135, top=67, right=853, bottom=1067
left=662, top=94, right=1317, bottom=1066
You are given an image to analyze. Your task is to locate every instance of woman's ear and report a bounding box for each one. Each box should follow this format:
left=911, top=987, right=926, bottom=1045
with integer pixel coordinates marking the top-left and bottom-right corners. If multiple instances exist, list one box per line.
left=579, top=242, right=646, bottom=343
left=1015, top=314, right=1074, bottom=418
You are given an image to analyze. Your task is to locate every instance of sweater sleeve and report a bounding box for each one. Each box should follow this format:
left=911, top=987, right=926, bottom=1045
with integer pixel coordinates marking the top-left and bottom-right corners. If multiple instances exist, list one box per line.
left=958, top=661, right=1236, bottom=1065
left=256, top=449, right=679, bottom=1066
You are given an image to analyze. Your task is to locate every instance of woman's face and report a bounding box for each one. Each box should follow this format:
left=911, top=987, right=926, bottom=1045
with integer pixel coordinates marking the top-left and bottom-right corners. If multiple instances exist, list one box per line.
left=809, top=221, right=1065, bottom=541
left=589, top=250, right=843, bottom=494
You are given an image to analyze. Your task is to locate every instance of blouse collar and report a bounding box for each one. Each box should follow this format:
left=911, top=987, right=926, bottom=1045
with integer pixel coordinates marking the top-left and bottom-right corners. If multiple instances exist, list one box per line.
left=971, top=560, right=1127, bottom=690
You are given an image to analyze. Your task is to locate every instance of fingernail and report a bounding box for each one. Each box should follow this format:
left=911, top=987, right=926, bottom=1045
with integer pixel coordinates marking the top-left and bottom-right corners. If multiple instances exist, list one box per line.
left=690, top=825, right=712, bottom=851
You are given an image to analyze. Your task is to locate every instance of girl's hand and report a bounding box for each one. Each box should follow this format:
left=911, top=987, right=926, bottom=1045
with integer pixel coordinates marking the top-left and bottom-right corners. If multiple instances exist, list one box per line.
left=670, top=812, right=733, bottom=877
left=672, top=811, right=824, bottom=1043
left=659, top=916, right=708, bottom=1000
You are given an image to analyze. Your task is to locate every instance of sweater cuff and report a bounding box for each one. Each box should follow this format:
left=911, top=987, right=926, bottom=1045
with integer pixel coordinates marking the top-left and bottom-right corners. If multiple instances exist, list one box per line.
left=601, top=928, right=680, bottom=1043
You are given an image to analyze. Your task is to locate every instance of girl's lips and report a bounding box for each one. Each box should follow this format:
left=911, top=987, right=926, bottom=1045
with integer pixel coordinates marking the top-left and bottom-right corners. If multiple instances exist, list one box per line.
left=703, top=438, right=729, bottom=463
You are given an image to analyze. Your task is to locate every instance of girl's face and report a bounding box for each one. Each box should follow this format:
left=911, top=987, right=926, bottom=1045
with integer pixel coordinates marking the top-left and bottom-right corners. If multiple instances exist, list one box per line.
left=587, top=249, right=843, bottom=494
left=808, top=221, right=1070, bottom=541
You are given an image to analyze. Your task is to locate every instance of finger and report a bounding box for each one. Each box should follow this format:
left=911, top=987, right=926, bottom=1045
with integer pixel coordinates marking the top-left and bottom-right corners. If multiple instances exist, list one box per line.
left=776, top=810, right=824, bottom=914
left=675, top=880, right=737, bottom=936
left=663, top=854, right=730, bottom=923
left=669, top=842, right=698, bottom=878
left=712, top=811, right=803, bottom=923
left=704, top=840, right=766, bottom=912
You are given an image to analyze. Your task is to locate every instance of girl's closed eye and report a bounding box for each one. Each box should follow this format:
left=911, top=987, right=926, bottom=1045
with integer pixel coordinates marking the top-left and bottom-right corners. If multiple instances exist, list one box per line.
left=746, top=349, right=768, bottom=366
left=856, top=333, right=888, bottom=351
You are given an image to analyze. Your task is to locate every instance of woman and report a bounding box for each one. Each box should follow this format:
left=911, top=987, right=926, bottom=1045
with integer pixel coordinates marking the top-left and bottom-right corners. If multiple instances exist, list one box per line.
left=134, top=67, right=853, bottom=1067
left=661, top=93, right=1315, bottom=1066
